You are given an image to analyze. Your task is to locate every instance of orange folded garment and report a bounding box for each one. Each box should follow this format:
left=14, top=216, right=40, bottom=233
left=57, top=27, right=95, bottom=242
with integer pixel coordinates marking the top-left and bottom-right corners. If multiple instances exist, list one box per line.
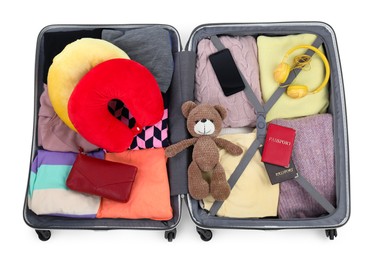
left=96, top=148, right=172, bottom=220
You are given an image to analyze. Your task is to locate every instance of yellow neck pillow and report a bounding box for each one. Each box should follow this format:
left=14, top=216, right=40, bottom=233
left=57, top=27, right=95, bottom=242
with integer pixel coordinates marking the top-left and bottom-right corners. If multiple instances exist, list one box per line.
left=47, top=38, right=129, bottom=131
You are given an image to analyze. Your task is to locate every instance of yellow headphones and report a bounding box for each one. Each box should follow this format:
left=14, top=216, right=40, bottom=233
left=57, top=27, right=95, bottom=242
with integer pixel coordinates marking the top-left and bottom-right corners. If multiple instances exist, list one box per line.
left=274, top=45, right=330, bottom=99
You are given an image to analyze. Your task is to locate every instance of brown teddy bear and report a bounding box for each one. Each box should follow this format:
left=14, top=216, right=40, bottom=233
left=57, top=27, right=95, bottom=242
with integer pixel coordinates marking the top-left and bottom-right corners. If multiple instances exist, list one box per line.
left=165, top=101, right=243, bottom=201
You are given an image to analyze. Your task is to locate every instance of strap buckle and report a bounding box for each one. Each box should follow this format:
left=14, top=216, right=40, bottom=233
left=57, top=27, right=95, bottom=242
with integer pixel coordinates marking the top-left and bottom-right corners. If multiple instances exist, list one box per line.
left=256, top=113, right=267, bottom=142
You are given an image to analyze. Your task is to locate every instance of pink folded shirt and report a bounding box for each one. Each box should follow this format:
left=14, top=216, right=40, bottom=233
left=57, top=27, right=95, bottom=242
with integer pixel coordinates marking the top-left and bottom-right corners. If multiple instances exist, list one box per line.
left=195, top=36, right=262, bottom=128
left=38, top=84, right=99, bottom=152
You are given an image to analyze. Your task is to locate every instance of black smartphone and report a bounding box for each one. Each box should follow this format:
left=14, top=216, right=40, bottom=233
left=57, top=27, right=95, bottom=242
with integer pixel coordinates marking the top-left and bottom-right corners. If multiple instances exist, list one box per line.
left=209, top=48, right=245, bottom=96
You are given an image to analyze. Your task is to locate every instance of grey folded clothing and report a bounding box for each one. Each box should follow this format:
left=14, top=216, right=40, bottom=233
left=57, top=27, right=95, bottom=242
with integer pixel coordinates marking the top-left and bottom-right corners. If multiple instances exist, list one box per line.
left=102, top=26, right=174, bottom=93
left=272, top=114, right=336, bottom=219
left=38, top=84, right=99, bottom=153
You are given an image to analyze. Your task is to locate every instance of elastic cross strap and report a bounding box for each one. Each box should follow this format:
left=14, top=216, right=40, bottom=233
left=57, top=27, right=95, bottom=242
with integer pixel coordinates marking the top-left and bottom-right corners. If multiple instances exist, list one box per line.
left=209, top=36, right=265, bottom=215
left=208, top=35, right=335, bottom=216
left=295, top=175, right=336, bottom=214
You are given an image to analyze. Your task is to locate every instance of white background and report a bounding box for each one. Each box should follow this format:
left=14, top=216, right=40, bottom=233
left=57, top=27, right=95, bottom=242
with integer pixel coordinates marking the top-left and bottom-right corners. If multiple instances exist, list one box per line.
left=0, top=0, right=376, bottom=259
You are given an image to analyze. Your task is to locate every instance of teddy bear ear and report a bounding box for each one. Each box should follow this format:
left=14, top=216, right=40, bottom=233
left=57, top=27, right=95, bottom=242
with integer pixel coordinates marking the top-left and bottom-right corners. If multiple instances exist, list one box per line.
left=214, top=105, right=227, bottom=120
left=181, top=101, right=197, bottom=118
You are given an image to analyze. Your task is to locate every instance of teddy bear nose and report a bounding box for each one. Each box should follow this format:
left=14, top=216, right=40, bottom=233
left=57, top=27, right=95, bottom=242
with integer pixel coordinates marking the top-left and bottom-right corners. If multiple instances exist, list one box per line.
left=201, top=119, right=207, bottom=123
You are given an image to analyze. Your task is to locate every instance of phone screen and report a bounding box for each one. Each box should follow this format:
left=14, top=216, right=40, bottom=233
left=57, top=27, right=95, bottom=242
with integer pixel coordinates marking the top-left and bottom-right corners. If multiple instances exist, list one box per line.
left=209, top=49, right=245, bottom=96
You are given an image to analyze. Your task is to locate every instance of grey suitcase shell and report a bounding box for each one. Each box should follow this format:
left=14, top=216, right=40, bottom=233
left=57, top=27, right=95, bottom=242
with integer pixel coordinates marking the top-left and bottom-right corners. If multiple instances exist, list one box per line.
left=23, top=22, right=349, bottom=242
left=182, top=23, right=349, bottom=241
left=23, top=24, right=182, bottom=242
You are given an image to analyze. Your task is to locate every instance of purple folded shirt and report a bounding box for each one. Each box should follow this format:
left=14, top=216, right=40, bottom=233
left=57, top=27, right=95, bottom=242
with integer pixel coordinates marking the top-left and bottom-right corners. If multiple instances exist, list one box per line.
left=31, top=149, right=104, bottom=173
left=272, top=114, right=336, bottom=219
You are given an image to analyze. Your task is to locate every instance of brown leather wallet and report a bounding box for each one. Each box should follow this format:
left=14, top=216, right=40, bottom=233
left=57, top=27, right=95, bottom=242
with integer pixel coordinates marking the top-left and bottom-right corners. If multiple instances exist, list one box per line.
left=66, top=153, right=137, bottom=202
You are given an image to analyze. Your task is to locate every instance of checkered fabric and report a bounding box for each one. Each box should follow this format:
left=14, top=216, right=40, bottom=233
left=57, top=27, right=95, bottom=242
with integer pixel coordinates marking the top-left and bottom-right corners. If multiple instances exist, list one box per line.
left=108, top=98, right=169, bottom=150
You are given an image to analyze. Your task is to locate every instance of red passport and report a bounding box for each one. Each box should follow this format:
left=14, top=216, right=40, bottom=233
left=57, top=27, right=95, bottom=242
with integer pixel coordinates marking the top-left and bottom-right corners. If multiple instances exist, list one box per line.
left=261, top=123, right=296, bottom=168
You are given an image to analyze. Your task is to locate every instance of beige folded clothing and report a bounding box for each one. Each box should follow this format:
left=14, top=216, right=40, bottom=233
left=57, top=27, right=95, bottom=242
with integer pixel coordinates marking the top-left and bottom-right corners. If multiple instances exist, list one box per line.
left=202, top=131, right=279, bottom=218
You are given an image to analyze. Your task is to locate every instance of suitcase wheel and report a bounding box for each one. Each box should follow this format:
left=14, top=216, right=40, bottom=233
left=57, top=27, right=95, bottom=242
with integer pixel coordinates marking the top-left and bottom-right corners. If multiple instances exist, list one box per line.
left=164, top=228, right=177, bottom=242
left=325, top=229, right=337, bottom=240
left=196, top=227, right=213, bottom=242
left=36, top=229, right=51, bottom=241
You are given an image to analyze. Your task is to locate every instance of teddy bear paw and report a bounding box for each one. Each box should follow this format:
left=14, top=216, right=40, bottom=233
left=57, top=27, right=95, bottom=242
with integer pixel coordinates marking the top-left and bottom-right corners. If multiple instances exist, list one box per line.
left=164, top=147, right=175, bottom=158
left=230, top=146, right=243, bottom=156
left=189, top=181, right=210, bottom=200
left=210, top=182, right=231, bottom=201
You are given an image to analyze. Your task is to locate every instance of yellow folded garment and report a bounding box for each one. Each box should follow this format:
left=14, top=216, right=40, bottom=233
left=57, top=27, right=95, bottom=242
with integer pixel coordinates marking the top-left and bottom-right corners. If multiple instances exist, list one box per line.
left=202, top=131, right=279, bottom=218
left=258, top=34, right=329, bottom=122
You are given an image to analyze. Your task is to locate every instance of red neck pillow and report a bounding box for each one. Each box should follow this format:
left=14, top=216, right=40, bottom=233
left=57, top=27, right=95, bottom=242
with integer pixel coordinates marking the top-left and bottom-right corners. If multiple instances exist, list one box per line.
left=68, top=58, right=164, bottom=152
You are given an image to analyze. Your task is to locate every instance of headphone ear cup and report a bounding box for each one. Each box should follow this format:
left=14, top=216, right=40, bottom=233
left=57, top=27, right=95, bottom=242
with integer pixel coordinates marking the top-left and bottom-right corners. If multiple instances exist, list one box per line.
left=286, top=85, right=309, bottom=99
left=274, top=62, right=291, bottom=84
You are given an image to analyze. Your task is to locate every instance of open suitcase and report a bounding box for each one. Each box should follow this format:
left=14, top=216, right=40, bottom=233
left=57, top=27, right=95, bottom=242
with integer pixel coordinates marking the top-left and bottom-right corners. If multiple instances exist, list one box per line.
left=23, top=22, right=350, bottom=242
